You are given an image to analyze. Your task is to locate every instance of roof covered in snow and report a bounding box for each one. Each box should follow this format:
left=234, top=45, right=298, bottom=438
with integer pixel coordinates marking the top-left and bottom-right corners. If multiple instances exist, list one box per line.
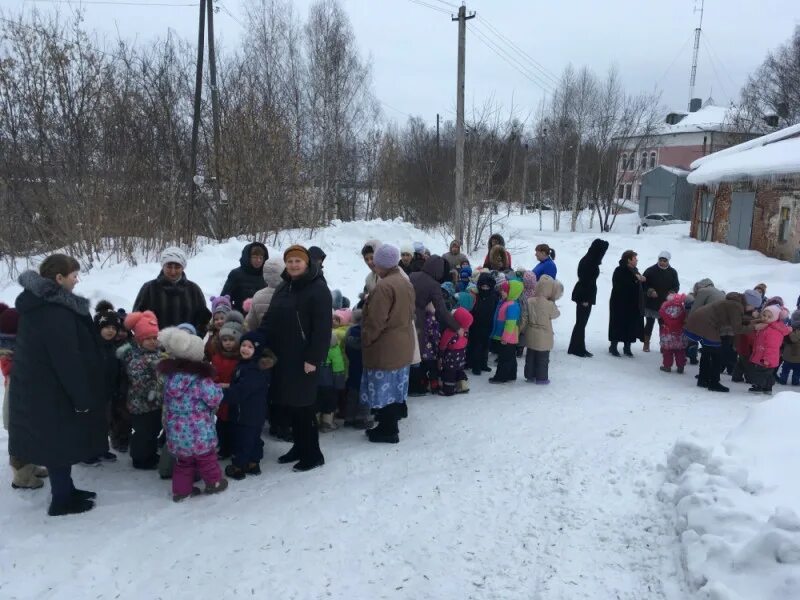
left=656, top=104, right=733, bottom=135
left=687, top=123, right=800, bottom=185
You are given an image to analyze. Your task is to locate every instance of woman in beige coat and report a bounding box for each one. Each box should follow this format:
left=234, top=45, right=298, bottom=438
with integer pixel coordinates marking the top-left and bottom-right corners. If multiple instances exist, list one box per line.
left=520, top=275, right=563, bottom=384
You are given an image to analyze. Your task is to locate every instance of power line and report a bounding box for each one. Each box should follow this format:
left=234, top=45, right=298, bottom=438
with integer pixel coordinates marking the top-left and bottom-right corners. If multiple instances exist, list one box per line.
left=406, top=0, right=451, bottom=16
left=23, top=0, right=197, bottom=6
left=468, top=22, right=554, bottom=94
left=700, top=35, right=731, bottom=102
left=476, top=17, right=560, bottom=86
left=701, top=31, right=739, bottom=93
left=430, top=0, right=458, bottom=9
left=654, top=32, right=694, bottom=91
left=218, top=3, right=244, bottom=28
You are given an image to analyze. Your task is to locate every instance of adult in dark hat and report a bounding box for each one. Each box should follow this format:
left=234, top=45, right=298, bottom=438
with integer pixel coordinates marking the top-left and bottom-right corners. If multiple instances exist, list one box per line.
left=568, top=238, right=609, bottom=358
left=220, top=242, right=269, bottom=314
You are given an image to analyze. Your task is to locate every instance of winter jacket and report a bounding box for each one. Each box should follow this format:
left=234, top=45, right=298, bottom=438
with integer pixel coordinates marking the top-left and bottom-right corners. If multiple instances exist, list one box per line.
left=690, top=280, right=725, bottom=311
left=133, top=271, right=207, bottom=330
left=684, top=293, right=746, bottom=344
left=117, top=341, right=163, bottom=415
left=783, top=330, right=800, bottom=363
left=410, top=256, right=460, bottom=350
left=326, top=342, right=346, bottom=374
left=99, top=338, right=123, bottom=407
left=608, top=260, right=645, bottom=343
left=158, top=359, right=222, bottom=458
left=362, top=266, right=416, bottom=371
left=8, top=271, right=106, bottom=467
left=571, top=239, right=609, bottom=306
left=1, top=337, right=13, bottom=431
left=482, top=234, right=512, bottom=269
left=207, top=339, right=239, bottom=421
left=345, top=324, right=363, bottom=390
left=224, top=349, right=276, bottom=426
left=486, top=245, right=512, bottom=271
left=420, top=312, right=441, bottom=361
left=443, top=251, right=470, bottom=272
left=519, top=275, right=563, bottom=351
left=439, top=307, right=474, bottom=352
left=244, top=260, right=284, bottom=331
left=220, top=242, right=269, bottom=314
left=658, top=294, right=688, bottom=351
left=532, top=257, right=557, bottom=281
left=470, top=273, right=500, bottom=342
left=257, top=262, right=332, bottom=408
left=642, top=263, right=680, bottom=313
left=751, top=320, right=792, bottom=368
left=491, top=280, right=524, bottom=345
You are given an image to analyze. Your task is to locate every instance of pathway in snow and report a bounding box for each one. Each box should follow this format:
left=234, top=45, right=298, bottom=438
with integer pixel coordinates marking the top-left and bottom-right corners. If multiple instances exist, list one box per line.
left=0, top=347, right=754, bottom=599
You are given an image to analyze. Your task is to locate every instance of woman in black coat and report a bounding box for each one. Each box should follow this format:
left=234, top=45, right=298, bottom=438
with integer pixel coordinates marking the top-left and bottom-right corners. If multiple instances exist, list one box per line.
left=9, top=255, right=105, bottom=516
left=568, top=239, right=609, bottom=357
left=608, top=250, right=645, bottom=357
left=258, top=245, right=332, bottom=472
left=220, top=242, right=268, bottom=313
left=640, top=252, right=680, bottom=352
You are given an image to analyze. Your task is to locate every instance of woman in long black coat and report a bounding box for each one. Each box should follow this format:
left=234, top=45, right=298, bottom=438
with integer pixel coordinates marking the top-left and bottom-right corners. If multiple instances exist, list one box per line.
left=9, top=255, right=106, bottom=516
left=258, top=245, right=332, bottom=472
left=568, top=239, right=609, bottom=357
left=608, top=250, right=645, bottom=357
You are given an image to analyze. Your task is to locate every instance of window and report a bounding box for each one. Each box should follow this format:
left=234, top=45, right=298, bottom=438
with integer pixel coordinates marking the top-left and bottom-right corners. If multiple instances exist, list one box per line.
left=621, top=154, right=628, bottom=171
left=779, top=206, right=791, bottom=242
left=637, top=183, right=642, bottom=199
left=618, top=184, right=625, bottom=199
left=649, top=152, right=656, bottom=169
left=624, top=184, right=632, bottom=200
left=640, top=152, right=647, bottom=169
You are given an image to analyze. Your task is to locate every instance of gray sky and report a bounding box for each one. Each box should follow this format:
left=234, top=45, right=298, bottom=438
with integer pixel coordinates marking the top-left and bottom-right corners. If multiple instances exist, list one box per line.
left=4, top=0, right=799, bottom=129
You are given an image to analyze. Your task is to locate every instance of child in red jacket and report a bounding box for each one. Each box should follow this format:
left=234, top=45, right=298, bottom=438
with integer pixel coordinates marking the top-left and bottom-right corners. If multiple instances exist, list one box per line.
left=749, top=305, right=791, bottom=394
left=658, top=293, right=688, bottom=373
left=207, top=310, right=243, bottom=458
left=438, top=307, right=474, bottom=396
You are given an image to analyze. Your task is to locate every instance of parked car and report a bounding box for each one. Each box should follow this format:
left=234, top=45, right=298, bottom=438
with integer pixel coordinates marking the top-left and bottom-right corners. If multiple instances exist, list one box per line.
left=640, top=213, right=683, bottom=227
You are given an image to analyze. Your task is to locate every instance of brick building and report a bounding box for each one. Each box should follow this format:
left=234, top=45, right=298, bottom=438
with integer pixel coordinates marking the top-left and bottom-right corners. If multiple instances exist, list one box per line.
left=687, top=123, right=800, bottom=262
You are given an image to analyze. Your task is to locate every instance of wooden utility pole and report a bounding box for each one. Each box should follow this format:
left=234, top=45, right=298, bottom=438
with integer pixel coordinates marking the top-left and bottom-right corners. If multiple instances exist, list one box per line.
left=188, top=0, right=206, bottom=239
left=207, top=0, right=223, bottom=222
left=453, top=5, right=475, bottom=244
left=436, top=113, right=440, bottom=157
left=521, top=143, right=529, bottom=214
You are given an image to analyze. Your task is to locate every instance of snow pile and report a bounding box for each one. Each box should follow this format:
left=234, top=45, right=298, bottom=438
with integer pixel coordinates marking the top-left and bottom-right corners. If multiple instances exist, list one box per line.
left=661, top=392, right=800, bottom=600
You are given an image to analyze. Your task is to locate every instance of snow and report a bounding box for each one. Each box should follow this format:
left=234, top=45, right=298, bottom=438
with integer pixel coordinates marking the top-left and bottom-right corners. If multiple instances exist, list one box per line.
left=657, top=104, right=734, bottom=135
left=690, top=122, right=800, bottom=170
left=661, top=393, right=800, bottom=600
left=1, top=211, right=799, bottom=599
left=657, top=165, right=690, bottom=177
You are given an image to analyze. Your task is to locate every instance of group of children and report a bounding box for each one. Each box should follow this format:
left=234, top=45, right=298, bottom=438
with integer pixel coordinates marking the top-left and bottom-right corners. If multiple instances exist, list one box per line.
left=654, top=284, right=797, bottom=395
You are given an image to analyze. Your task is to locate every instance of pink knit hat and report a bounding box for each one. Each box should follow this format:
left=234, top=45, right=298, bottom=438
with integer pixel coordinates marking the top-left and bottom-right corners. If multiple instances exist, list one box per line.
left=334, top=309, right=352, bottom=325
left=124, top=311, right=159, bottom=342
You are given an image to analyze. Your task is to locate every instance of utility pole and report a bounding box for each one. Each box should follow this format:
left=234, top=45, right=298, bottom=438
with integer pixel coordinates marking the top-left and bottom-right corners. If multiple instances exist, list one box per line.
left=436, top=113, right=440, bottom=158
left=453, top=5, right=475, bottom=244
left=188, top=0, right=206, bottom=239
left=521, top=143, right=529, bottom=215
left=207, top=0, right=223, bottom=229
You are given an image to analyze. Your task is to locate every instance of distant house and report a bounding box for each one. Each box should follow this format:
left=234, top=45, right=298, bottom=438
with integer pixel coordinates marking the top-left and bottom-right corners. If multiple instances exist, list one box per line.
left=687, top=123, right=800, bottom=262
left=615, top=99, right=765, bottom=203
left=638, top=165, right=693, bottom=221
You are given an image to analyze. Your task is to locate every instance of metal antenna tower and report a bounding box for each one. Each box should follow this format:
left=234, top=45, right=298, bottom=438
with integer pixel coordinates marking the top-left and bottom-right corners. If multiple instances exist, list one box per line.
left=688, top=0, right=705, bottom=108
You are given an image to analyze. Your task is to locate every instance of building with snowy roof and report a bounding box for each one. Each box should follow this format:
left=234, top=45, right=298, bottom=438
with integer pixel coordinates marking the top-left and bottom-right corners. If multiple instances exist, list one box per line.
left=637, top=165, right=693, bottom=221
left=687, top=123, right=800, bottom=262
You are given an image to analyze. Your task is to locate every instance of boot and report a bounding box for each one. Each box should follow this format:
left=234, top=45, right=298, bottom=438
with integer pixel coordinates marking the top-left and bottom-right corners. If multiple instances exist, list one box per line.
left=707, top=382, right=730, bottom=393
left=224, top=464, right=247, bottom=480
left=73, top=488, right=97, bottom=501
left=676, top=366, right=685, bottom=374
left=172, top=487, right=202, bottom=502
left=11, top=464, right=44, bottom=490
left=319, top=412, right=338, bottom=433
left=33, top=466, right=49, bottom=478
left=456, top=380, right=470, bottom=394
left=367, top=406, right=400, bottom=444
left=643, top=337, right=651, bottom=353
left=609, top=344, right=621, bottom=357
left=204, top=478, right=229, bottom=494
left=278, top=445, right=300, bottom=464
left=623, top=343, right=634, bottom=357
left=48, top=497, right=94, bottom=517
left=246, top=462, right=262, bottom=476
left=659, top=366, right=671, bottom=373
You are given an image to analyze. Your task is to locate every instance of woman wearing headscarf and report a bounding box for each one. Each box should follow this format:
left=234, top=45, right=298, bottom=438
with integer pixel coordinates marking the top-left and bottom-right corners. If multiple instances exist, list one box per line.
left=568, top=239, right=609, bottom=357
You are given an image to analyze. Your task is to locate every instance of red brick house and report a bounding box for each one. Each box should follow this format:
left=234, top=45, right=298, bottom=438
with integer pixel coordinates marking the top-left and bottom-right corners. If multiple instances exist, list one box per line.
left=687, top=123, right=800, bottom=262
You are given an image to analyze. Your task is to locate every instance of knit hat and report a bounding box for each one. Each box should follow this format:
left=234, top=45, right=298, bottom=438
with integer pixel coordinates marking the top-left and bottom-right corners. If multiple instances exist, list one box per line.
left=658, top=250, right=671, bottom=261
left=457, top=290, right=476, bottom=312
left=0, top=307, right=20, bottom=336
left=124, top=311, right=159, bottom=342
left=459, top=266, right=473, bottom=282
left=791, top=309, right=800, bottom=329
left=374, top=243, right=400, bottom=269
left=401, top=245, right=414, bottom=255
left=283, top=244, right=309, bottom=265
left=308, top=246, right=326, bottom=263
left=160, top=246, right=187, bottom=268
left=413, top=242, right=426, bottom=254
left=176, top=323, right=197, bottom=336
left=158, top=327, right=204, bottom=362
left=219, top=311, right=244, bottom=342
left=743, top=289, right=762, bottom=309
left=262, top=260, right=284, bottom=287
left=499, top=280, right=510, bottom=296
left=240, top=329, right=266, bottom=349
left=763, top=305, right=780, bottom=323
left=765, top=296, right=784, bottom=308
left=94, top=308, right=122, bottom=332
left=334, top=309, right=352, bottom=326
left=210, top=295, right=232, bottom=316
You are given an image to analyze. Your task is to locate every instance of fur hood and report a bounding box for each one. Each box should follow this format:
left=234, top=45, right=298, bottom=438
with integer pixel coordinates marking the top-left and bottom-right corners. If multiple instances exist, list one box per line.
left=257, top=348, right=277, bottom=370
left=489, top=244, right=509, bottom=269
left=157, top=358, right=216, bottom=378
left=17, top=270, right=91, bottom=317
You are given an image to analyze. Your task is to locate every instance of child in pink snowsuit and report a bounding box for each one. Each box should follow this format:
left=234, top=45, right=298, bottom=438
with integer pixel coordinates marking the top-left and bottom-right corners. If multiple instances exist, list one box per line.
left=438, top=307, right=474, bottom=396
left=659, top=293, right=688, bottom=373
left=157, top=327, right=228, bottom=502
left=749, top=305, right=791, bottom=394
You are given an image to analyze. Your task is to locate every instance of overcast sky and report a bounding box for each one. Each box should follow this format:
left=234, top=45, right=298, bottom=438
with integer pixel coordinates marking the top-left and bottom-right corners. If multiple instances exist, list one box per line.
left=4, top=0, right=798, bottom=128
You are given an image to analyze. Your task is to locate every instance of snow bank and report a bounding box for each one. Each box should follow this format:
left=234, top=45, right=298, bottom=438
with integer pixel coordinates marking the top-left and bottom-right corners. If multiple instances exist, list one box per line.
left=661, top=393, right=800, bottom=600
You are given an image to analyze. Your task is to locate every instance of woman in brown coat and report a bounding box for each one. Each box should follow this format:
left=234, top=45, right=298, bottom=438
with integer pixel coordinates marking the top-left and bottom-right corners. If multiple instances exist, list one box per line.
left=360, top=244, right=415, bottom=444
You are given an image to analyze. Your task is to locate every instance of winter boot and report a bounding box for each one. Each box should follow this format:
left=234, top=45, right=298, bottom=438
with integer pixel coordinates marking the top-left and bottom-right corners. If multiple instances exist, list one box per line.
left=278, top=445, right=300, bottom=464
left=319, top=412, right=338, bottom=433
left=224, top=464, right=247, bottom=480
left=48, top=497, right=94, bottom=517
left=643, top=337, right=651, bottom=353
left=367, top=405, right=400, bottom=444
left=33, top=466, right=49, bottom=478
left=72, top=488, right=97, bottom=501
left=609, top=344, right=621, bottom=357
left=623, top=343, right=634, bottom=357
left=707, top=382, right=730, bottom=393
left=456, top=380, right=470, bottom=394
left=246, top=462, right=262, bottom=476
left=747, top=385, right=764, bottom=393
left=172, top=487, right=202, bottom=503
left=676, top=366, right=685, bottom=374
left=11, top=464, right=44, bottom=490
left=659, top=366, right=671, bottom=373
left=204, top=478, right=229, bottom=494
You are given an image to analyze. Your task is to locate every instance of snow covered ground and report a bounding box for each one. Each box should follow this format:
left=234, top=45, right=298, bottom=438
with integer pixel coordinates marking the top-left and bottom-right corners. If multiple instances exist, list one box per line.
left=1, top=211, right=798, bottom=599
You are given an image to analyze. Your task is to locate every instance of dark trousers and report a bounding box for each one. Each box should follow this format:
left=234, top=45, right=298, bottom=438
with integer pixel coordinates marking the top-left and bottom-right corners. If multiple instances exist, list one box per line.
left=48, top=465, right=74, bottom=505
left=409, top=360, right=438, bottom=394
left=441, top=348, right=467, bottom=396
left=719, top=336, right=737, bottom=374
left=290, top=405, right=323, bottom=463
left=568, top=304, right=592, bottom=355
left=698, top=346, right=722, bottom=386
left=493, top=342, right=518, bottom=381
left=644, top=317, right=656, bottom=340
left=232, top=423, right=265, bottom=468
left=732, top=355, right=752, bottom=382
left=750, top=364, right=775, bottom=390
left=686, top=342, right=699, bottom=363
left=110, top=394, right=131, bottom=451
left=466, top=337, right=490, bottom=372
left=524, top=349, right=550, bottom=382
left=216, top=419, right=233, bottom=457
left=130, top=410, right=162, bottom=468
left=316, top=386, right=338, bottom=414
left=778, top=361, right=800, bottom=385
